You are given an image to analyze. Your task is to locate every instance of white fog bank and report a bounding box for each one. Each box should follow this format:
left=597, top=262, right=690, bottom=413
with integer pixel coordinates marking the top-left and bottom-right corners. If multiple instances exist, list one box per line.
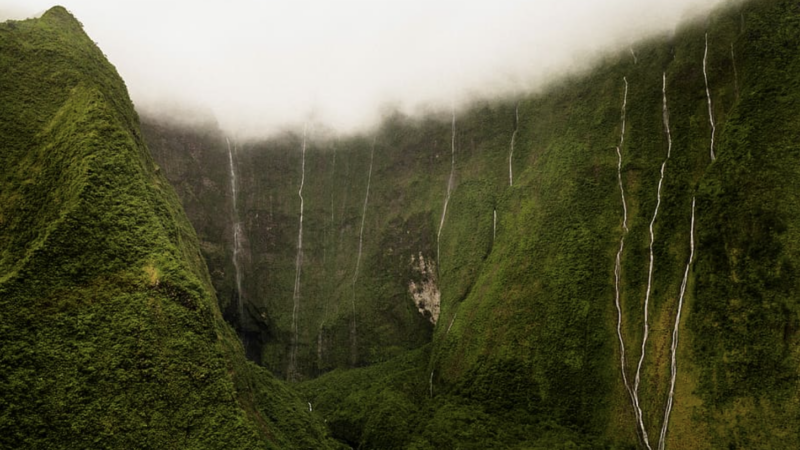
left=3, top=0, right=728, bottom=138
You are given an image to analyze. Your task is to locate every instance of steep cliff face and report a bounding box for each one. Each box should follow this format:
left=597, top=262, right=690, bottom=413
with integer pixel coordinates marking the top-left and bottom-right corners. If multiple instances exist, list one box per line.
left=145, top=0, right=800, bottom=448
left=0, top=8, right=340, bottom=449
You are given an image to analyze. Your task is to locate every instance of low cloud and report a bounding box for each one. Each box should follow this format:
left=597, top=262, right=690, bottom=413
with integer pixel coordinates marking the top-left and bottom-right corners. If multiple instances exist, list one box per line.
left=4, top=0, right=726, bottom=138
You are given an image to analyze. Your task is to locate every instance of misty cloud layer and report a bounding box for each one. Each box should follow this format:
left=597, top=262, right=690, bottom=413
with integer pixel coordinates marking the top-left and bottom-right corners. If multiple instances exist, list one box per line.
left=4, top=0, right=727, bottom=138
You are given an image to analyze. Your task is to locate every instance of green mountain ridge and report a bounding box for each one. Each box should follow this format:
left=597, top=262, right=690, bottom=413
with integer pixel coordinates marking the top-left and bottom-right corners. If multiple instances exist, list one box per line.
left=0, top=7, right=340, bottom=449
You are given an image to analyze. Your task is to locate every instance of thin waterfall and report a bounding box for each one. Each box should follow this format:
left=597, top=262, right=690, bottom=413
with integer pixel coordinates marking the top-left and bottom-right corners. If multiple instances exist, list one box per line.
left=226, top=138, right=244, bottom=323
left=657, top=197, right=696, bottom=450
left=618, top=78, right=629, bottom=232
left=288, top=124, right=308, bottom=381
left=703, top=32, right=717, bottom=161
left=318, top=144, right=337, bottom=360
left=662, top=73, right=673, bottom=161
left=613, top=77, right=651, bottom=449
left=437, top=108, right=456, bottom=268
left=613, top=79, right=632, bottom=410
left=632, top=73, right=673, bottom=449
left=351, top=137, right=376, bottom=365
left=429, top=370, right=434, bottom=398
left=508, top=102, right=519, bottom=186
left=446, top=313, right=457, bottom=335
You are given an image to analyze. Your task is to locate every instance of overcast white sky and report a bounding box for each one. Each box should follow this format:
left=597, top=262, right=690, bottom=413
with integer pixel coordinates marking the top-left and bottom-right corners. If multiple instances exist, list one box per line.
left=3, top=0, right=725, bottom=138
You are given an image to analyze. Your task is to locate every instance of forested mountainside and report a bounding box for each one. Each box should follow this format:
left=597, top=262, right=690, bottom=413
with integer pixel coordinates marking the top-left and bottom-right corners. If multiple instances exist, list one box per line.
left=145, top=0, right=800, bottom=448
left=1, top=0, right=798, bottom=448
left=0, top=7, right=341, bottom=449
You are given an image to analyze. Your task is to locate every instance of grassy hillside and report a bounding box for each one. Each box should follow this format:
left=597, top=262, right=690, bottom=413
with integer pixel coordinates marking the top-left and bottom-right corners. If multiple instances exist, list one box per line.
left=145, top=0, right=800, bottom=448
left=0, top=7, right=341, bottom=449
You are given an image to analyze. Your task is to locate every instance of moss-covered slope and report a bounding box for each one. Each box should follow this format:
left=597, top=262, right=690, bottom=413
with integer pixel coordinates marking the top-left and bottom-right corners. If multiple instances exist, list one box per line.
left=0, top=7, right=340, bottom=449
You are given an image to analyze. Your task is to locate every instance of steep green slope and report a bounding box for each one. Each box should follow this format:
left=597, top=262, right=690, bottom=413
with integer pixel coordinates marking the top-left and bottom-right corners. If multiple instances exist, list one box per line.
left=0, top=7, right=340, bottom=449
left=145, top=0, right=800, bottom=448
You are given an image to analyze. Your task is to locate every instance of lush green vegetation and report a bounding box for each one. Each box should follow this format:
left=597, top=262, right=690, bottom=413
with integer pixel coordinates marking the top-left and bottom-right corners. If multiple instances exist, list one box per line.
left=146, top=0, right=800, bottom=448
left=0, top=7, right=340, bottom=448
left=3, top=0, right=797, bottom=447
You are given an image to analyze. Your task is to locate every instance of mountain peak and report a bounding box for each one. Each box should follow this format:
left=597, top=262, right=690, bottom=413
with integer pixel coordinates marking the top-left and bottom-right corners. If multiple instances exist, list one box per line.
left=40, top=5, right=83, bottom=31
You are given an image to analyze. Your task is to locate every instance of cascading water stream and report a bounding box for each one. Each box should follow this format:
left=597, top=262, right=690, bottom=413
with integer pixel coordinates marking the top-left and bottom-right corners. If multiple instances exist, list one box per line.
left=617, top=78, right=629, bottom=232
left=632, top=73, right=673, bottom=437
left=226, top=138, right=244, bottom=322
left=613, top=78, right=632, bottom=401
left=657, top=197, right=696, bottom=450
left=613, top=77, right=651, bottom=449
left=288, top=124, right=308, bottom=381
left=662, top=73, right=673, bottom=161
left=350, top=137, right=376, bottom=364
left=508, top=102, right=519, bottom=186
left=630, top=47, right=638, bottom=64
left=437, top=108, right=456, bottom=267
left=446, top=313, right=457, bottom=335
left=703, top=32, right=717, bottom=162
left=317, top=146, right=338, bottom=361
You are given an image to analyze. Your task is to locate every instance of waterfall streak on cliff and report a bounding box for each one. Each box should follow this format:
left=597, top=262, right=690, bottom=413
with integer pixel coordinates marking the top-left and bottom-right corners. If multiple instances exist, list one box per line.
left=353, top=138, right=375, bottom=285
left=663, top=73, right=673, bottom=159
left=437, top=108, right=456, bottom=266
left=703, top=33, right=716, bottom=161
left=289, top=125, right=307, bottom=380
left=630, top=47, right=638, bottom=64
left=614, top=237, right=635, bottom=407
left=613, top=78, right=633, bottom=404
left=350, top=137, right=376, bottom=360
left=226, top=138, right=244, bottom=321
left=429, top=370, right=434, bottom=398
left=613, top=77, right=651, bottom=449
left=657, top=197, right=696, bottom=450
left=446, top=313, right=457, bottom=335
left=509, top=102, right=519, bottom=186
left=618, top=78, right=629, bottom=232
left=632, top=74, right=673, bottom=445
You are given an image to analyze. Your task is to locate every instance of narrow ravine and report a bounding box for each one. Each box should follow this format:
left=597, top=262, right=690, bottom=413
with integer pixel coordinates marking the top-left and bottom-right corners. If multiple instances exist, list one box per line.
left=657, top=197, right=696, bottom=450
left=350, top=137, right=376, bottom=365
left=508, top=101, right=519, bottom=187
left=288, top=124, right=308, bottom=381
left=632, top=73, right=673, bottom=437
left=703, top=32, right=717, bottom=162
left=226, top=138, right=244, bottom=322
left=437, top=108, right=456, bottom=267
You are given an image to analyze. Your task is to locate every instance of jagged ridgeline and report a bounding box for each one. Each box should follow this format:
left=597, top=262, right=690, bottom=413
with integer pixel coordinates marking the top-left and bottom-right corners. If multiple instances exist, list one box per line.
left=145, top=0, right=800, bottom=448
left=0, top=7, right=343, bottom=449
